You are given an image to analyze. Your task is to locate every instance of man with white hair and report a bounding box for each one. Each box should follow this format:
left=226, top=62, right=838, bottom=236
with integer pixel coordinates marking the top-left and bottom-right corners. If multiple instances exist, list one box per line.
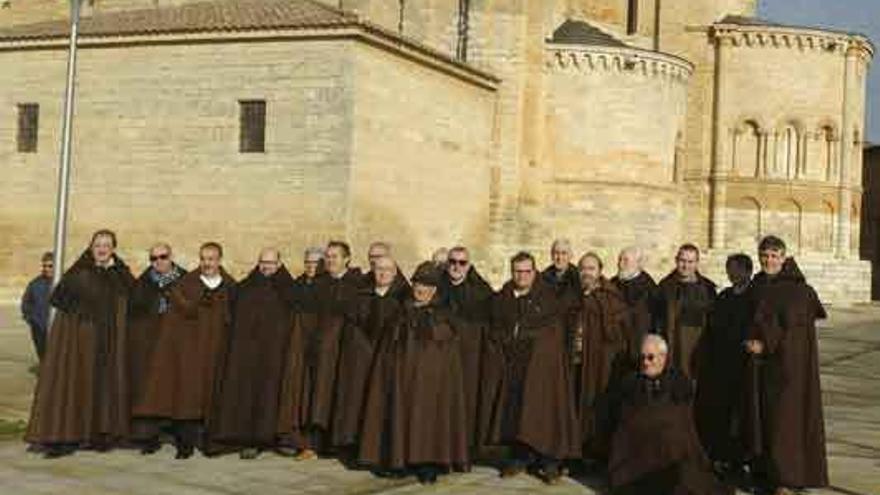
left=541, top=239, right=580, bottom=297
left=603, top=335, right=731, bottom=494
left=610, top=246, right=659, bottom=365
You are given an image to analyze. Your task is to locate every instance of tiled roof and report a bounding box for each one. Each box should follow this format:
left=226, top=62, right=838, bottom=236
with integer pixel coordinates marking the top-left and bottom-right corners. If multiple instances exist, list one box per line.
left=0, top=0, right=358, bottom=40
left=549, top=19, right=628, bottom=48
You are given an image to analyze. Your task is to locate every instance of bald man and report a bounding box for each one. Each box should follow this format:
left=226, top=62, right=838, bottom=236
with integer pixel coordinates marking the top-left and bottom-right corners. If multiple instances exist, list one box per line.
left=541, top=239, right=580, bottom=297
left=210, top=248, right=298, bottom=459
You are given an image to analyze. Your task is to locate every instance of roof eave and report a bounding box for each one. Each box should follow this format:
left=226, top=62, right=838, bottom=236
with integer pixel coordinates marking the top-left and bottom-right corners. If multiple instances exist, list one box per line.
left=0, top=24, right=500, bottom=90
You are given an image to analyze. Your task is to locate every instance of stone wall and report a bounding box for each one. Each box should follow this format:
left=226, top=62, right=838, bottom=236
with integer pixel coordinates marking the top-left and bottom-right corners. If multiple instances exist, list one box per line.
left=0, top=39, right=356, bottom=287
left=346, top=41, right=497, bottom=274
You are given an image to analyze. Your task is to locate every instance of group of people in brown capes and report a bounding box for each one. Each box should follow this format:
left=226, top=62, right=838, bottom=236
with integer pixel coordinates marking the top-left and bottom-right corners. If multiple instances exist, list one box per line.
left=23, top=229, right=829, bottom=495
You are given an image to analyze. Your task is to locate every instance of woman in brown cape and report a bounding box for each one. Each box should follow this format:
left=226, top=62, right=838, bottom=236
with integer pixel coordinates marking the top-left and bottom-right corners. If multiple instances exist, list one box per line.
left=745, top=236, right=828, bottom=495
left=128, top=242, right=187, bottom=455
left=133, top=242, right=234, bottom=459
left=26, top=229, right=135, bottom=458
left=358, top=262, right=468, bottom=484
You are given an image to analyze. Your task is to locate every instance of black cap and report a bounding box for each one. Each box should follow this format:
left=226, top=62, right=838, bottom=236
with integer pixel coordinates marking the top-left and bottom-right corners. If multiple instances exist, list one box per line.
left=411, top=261, right=441, bottom=287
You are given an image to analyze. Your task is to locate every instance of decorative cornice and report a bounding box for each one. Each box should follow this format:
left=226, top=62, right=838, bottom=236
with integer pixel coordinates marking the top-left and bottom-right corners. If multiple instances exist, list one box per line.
left=545, top=43, right=693, bottom=83
left=712, top=23, right=874, bottom=60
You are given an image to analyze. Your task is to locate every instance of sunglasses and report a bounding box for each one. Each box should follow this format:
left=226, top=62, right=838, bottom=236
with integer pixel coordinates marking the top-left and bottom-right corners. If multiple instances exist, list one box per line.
left=640, top=353, right=659, bottom=363
left=149, top=254, right=170, bottom=262
left=448, top=258, right=469, bottom=266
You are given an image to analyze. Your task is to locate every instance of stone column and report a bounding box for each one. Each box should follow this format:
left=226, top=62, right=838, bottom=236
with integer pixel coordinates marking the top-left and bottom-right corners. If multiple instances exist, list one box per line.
left=836, top=44, right=857, bottom=258
left=709, top=34, right=730, bottom=249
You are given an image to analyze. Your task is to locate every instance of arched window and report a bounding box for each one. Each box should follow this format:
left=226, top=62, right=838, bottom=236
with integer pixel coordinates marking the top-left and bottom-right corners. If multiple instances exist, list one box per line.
left=734, top=121, right=761, bottom=178
left=818, top=126, right=835, bottom=181
left=626, top=0, right=638, bottom=35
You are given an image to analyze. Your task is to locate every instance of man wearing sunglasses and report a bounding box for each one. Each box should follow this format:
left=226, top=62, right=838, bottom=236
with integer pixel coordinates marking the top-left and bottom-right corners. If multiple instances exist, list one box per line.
left=20, top=251, right=54, bottom=363
left=605, top=334, right=731, bottom=495
left=439, top=246, right=493, bottom=455
left=129, top=243, right=187, bottom=455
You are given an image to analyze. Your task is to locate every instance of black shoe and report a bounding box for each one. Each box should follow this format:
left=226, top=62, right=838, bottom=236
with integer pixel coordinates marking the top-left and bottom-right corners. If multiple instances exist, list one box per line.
left=274, top=446, right=298, bottom=458
left=175, top=445, right=194, bottom=460
left=43, top=446, right=75, bottom=459
left=416, top=468, right=439, bottom=485
left=540, top=463, right=563, bottom=485
left=140, top=443, right=161, bottom=455
left=239, top=448, right=260, bottom=460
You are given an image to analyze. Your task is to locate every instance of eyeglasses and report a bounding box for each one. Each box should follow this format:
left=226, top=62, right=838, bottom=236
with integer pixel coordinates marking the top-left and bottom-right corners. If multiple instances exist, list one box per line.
left=149, top=254, right=170, bottom=262
left=448, top=258, right=469, bottom=266
left=640, top=353, right=659, bottom=362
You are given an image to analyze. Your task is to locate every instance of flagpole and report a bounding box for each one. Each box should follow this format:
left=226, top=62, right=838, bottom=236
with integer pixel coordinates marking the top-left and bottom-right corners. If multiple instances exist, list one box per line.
left=49, top=0, right=82, bottom=328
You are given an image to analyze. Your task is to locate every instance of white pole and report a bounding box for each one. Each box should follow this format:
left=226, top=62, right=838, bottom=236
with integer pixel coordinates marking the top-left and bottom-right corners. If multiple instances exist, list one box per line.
left=49, top=0, right=82, bottom=328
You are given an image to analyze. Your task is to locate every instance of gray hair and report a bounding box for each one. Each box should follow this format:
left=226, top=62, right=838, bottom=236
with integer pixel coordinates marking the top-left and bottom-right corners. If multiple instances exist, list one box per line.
left=304, top=246, right=324, bottom=260
left=551, top=238, right=572, bottom=253
left=368, top=241, right=392, bottom=253
left=641, top=334, right=669, bottom=355
left=620, top=245, right=645, bottom=265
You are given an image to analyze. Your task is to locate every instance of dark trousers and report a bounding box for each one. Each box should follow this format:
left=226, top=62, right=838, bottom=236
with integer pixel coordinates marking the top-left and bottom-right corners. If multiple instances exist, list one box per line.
left=508, top=442, right=560, bottom=472
left=29, top=323, right=46, bottom=361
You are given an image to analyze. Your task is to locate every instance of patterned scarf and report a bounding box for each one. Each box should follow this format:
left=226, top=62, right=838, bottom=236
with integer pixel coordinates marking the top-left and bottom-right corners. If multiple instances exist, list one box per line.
left=149, top=265, right=184, bottom=314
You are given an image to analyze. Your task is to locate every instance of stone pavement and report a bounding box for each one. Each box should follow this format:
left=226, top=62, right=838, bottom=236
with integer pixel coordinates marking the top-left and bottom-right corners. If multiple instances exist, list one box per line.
left=0, top=303, right=877, bottom=494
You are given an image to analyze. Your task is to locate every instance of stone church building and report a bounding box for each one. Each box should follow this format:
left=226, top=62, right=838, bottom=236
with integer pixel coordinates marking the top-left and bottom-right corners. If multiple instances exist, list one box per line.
left=0, top=0, right=874, bottom=302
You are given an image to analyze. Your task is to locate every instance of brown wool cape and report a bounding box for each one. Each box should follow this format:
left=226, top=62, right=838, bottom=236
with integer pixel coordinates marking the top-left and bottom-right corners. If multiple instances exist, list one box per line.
left=330, top=272, right=411, bottom=448
left=358, top=301, right=468, bottom=470
left=209, top=265, right=296, bottom=448
left=605, top=370, right=732, bottom=495
left=133, top=268, right=235, bottom=422
left=565, top=277, right=631, bottom=456
left=438, top=267, right=494, bottom=448
left=747, top=258, right=828, bottom=488
left=694, top=283, right=755, bottom=463
left=657, top=271, right=717, bottom=379
left=26, top=250, right=135, bottom=446
left=478, top=280, right=579, bottom=460
left=610, top=271, right=659, bottom=361
left=281, top=268, right=362, bottom=449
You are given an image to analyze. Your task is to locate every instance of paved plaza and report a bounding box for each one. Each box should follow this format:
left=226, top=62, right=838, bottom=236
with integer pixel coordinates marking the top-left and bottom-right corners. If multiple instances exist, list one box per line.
left=0, top=304, right=877, bottom=494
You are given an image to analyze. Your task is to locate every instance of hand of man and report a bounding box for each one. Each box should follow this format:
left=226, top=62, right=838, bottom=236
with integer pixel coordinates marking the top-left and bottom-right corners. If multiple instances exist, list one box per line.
left=744, top=339, right=765, bottom=355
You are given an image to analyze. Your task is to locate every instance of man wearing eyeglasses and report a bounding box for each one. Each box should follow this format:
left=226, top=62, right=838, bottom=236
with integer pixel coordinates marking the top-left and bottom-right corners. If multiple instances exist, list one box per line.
left=480, top=251, right=577, bottom=485
left=20, top=252, right=54, bottom=363
left=439, top=246, right=493, bottom=455
left=604, top=334, right=731, bottom=495
left=128, top=243, right=187, bottom=455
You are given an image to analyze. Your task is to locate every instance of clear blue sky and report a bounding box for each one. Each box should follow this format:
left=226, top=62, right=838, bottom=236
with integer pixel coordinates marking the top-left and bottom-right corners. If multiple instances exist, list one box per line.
left=758, top=0, right=880, bottom=144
